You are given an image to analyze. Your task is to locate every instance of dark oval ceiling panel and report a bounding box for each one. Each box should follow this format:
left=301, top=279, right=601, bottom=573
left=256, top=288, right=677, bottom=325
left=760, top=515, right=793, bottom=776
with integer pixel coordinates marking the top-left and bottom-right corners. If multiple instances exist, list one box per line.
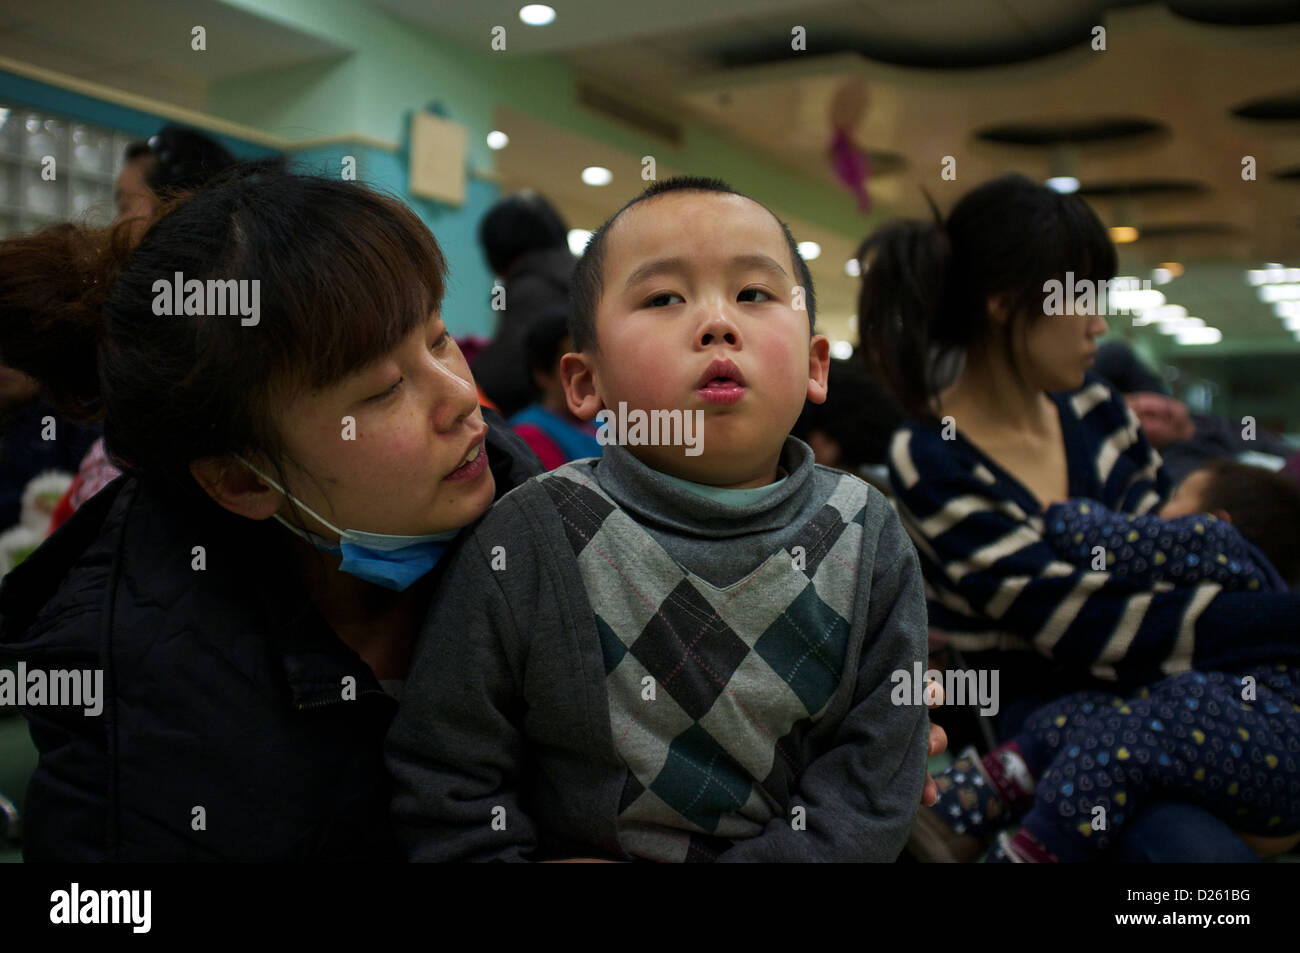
left=1167, top=0, right=1300, bottom=27
left=1136, top=222, right=1240, bottom=238
left=1077, top=179, right=1208, bottom=197
left=975, top=117, right=1167, bottom=146
left=1231, top=93, right=1300, bottom=121
left=714, top=11, right=1101, bottom=70
left=1276, top=166, right=1300, bottom=181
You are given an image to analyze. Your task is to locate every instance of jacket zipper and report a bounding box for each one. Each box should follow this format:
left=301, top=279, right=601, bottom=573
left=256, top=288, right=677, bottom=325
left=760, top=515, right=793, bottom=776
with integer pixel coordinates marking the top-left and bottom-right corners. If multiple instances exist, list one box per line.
left=295, top=688, right=390, bottom=712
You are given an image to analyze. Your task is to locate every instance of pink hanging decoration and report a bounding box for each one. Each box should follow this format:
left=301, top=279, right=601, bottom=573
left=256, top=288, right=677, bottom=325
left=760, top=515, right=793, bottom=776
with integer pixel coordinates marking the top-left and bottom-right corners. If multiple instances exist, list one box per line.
left=829, top=127, right=872, bottom=212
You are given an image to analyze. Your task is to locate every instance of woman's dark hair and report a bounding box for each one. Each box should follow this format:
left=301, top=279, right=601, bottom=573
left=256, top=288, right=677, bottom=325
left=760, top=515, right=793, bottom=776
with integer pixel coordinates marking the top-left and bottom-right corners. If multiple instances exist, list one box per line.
left=125, top=124, right=238, bottom=196
left=478, top=190, right=569, bottom=277
left=855, top=173, right=1116, bottom=418
left=1195, top=459, right=1300, bottom=587
left=0, top=170, right=447, bottom=505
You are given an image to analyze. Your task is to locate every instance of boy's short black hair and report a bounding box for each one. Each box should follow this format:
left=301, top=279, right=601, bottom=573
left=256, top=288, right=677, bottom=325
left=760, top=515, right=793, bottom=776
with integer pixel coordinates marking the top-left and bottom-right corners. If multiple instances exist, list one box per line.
left=568, top=176, right=816, bottom=352
left=1195, top=459, right=1300, bottom=587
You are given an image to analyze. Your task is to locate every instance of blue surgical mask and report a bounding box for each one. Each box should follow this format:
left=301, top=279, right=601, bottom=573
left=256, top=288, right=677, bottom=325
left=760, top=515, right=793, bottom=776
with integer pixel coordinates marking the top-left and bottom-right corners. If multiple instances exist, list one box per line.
left=235, top=455, right=461, bottom=591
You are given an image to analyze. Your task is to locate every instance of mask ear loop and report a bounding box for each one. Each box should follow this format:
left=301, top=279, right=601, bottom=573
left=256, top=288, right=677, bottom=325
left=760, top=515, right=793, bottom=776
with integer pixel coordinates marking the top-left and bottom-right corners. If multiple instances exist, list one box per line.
left=233, top=453, right=344, bottom=539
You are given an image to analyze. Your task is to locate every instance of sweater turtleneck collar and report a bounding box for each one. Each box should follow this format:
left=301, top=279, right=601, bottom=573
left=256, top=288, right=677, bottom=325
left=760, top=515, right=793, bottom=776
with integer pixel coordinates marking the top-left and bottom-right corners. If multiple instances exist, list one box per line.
left=592, top=437, right=816, bottom=539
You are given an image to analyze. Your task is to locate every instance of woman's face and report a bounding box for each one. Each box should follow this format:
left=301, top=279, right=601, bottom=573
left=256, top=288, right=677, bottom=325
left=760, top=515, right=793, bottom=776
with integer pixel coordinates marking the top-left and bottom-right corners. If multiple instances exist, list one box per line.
left=270, top=312, right=495, bottom=539
left=1008, top=290, right=1108, bottom=392
left=113, top=156, right=160, bottom=241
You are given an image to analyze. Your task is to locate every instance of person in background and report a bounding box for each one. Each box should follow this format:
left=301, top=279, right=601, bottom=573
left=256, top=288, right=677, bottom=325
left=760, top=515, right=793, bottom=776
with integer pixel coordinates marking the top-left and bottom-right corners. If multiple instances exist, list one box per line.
left=47, top=126, right=244, bottom=532
left=791, top=356, right=902, bottom=492
left=1093, top=339, right=1167, bottom=396
left=0, top=364, right=97, bottom=544
left=1094, top=339, right=1297, bottom=484
left=471, top=191, right=577, bottom=417
left=114, top=124, right=236, bottom=240
left=508, top=308, right=602, bottom=470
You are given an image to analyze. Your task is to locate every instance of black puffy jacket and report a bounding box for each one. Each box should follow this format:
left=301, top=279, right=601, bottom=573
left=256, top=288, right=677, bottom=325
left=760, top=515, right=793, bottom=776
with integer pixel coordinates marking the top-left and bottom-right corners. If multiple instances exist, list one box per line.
left=0, top=412, right=539, bottom=861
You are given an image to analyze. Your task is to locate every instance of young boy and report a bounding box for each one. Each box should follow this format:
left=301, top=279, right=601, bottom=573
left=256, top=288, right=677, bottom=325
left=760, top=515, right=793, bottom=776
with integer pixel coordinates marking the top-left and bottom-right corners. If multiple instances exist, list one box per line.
left=387, top=177, right=931, bottom=862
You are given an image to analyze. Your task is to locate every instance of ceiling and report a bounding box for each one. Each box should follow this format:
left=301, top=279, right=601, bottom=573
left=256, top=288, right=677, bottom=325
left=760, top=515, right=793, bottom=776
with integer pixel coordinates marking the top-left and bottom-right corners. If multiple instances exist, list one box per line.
left=1, top=0, right=1297, bottom=359
left=469, top=0, right=1300, bottom=358
left=0, top=0, right=347, bottom=112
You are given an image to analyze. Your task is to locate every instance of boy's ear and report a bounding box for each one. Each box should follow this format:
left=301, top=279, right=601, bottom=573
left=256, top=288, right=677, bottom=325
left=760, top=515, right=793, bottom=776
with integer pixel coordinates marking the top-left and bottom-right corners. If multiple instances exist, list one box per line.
left=189, top=456, right=284, bottom=521
left=805, top=334, right=831, bottom=405
left=560, top=350, right=604, bottom=421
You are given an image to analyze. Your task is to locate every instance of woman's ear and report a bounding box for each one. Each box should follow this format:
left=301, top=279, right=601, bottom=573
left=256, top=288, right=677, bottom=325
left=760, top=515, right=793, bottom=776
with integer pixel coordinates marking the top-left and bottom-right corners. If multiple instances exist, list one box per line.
left=189, top=456, right=284, bottom=520
left=560, top=351, right=604, bottom=421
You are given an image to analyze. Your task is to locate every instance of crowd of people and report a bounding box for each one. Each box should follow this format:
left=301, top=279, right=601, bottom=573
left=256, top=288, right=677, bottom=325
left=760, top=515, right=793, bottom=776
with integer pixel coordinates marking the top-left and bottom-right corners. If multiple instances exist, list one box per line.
left=0, top=125, right=1297, bottom=862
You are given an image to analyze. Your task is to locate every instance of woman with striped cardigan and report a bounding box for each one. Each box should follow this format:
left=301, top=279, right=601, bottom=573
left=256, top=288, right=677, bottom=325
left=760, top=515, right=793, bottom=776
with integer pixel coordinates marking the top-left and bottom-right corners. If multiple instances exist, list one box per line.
left=857, top=174, right=1300, bottom=861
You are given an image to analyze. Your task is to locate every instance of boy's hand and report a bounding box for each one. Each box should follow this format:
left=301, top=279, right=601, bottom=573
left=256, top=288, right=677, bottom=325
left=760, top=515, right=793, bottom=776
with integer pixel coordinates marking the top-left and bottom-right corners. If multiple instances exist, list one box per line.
left=922, top=681, right=948, bottom=807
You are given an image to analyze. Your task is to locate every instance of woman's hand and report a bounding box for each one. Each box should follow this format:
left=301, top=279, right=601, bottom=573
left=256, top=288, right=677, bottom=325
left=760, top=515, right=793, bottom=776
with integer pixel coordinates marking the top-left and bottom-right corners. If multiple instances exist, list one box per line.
left=922, top=680, right=948, bottom=807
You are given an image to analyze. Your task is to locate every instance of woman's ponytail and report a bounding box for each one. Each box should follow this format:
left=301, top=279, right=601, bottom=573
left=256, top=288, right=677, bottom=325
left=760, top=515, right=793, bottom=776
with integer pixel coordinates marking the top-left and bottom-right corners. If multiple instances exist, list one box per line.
left=855, top=217, right=953, bottom=419
left=0, top=220, right=134, bottom=421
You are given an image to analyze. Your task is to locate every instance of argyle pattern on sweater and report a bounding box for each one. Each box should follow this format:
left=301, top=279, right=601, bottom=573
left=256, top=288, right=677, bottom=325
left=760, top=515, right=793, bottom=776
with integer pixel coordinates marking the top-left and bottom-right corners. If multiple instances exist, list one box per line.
left=539, top=463, right=872, bottom=862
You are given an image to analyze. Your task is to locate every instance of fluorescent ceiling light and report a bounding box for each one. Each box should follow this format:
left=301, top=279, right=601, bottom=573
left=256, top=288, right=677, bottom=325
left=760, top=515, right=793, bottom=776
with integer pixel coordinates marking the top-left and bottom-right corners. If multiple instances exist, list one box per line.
left=1175, top=327, right=1221, bottom=346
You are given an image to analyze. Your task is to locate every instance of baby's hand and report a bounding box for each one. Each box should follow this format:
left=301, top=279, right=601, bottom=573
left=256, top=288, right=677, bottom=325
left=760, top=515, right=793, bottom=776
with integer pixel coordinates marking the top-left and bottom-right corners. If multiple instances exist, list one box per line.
left=922, top=680, right=947, bottom=807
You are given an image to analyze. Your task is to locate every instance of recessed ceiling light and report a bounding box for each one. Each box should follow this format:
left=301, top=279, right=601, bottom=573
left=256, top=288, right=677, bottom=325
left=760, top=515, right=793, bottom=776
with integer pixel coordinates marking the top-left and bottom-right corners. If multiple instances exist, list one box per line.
left=797, top=241, right=821, bottom=261
left=830, top=340, right=854, bottom=360
left=1158, top=261, right=1184, bottom=278
left=1047, top=176, right=1079, bottom=194
left=486, top=130, right=509, bottom=150
left=567, top=229, right=592, bottom=256
left=519, top=5, right=556, bottom=26
left=581, top=166, right=612, bottom=186
left=1151, top=268, right=1172, bottom=285
left=845, top=259, right=861, bottom=277
left=1109, top=226, right=1139, bottom=244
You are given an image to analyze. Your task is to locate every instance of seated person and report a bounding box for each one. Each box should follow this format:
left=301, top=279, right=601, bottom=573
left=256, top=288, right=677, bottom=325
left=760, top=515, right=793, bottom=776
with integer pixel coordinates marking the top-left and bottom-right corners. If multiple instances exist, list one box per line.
left=508, top=309, right=602, bottom=470
left=1096, top=340, right=1297, bottom=484
left=922, top=459, right=1300, bottom=861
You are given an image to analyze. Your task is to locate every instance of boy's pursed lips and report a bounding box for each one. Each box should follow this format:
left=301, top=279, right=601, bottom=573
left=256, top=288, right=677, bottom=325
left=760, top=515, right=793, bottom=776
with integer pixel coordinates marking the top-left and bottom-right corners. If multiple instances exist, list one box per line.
left=696, top=357, right=748, bottom=406
left=696, top=357, right=746, bottom=388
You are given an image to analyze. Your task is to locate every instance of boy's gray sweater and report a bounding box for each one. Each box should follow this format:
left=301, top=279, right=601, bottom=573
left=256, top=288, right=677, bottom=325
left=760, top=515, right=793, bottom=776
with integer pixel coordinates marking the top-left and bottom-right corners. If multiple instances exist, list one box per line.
left=387, top=437, right=930, bottom=861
